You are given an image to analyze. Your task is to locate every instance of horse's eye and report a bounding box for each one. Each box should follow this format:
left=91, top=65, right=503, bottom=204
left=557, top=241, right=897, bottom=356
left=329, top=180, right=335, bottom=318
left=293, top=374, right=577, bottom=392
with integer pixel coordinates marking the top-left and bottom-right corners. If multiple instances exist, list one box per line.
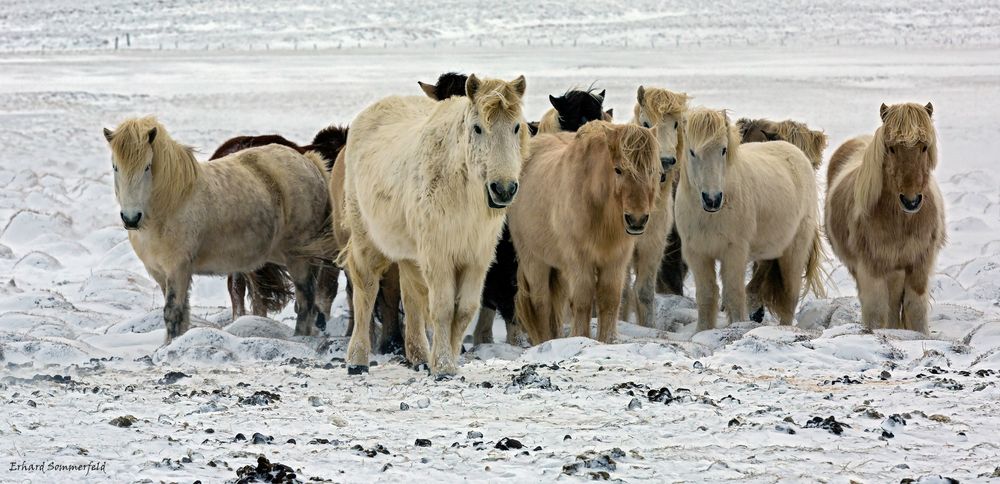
left=614, top=167, right=623, bottom=175
left=145, top=164, right=151, bottom=172
left=513, top=124, right=520, bottom=134
left=889, top=146, right=895, bottom=154
left=674, top=121, right=678, bottom=129
left=473, top=124, right=482, bottom=135
left=722, top=147, right=727, bottom=156
left=921, top=145, right=927, bottom=153
left=642, top=122, right=650, bottom=129
left=689, top=149, right=696, bottom=158
left=113, top=165, right=118, bottom=172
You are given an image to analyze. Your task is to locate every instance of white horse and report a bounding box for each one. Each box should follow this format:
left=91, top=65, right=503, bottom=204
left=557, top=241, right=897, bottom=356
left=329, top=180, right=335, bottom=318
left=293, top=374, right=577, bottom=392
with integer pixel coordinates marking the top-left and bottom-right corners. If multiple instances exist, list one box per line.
left=104, top=116, right=331, bottom=340
left=674, top=108, right=824, bottom=330
left=338, top=75, right=528, bottom=376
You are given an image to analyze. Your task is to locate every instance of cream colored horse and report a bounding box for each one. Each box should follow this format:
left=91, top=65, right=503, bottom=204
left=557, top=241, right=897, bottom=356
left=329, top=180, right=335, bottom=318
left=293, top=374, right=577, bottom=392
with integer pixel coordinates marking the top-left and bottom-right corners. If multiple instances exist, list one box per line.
left=511, top=121, right=660, bottom=344
left=339, top=75, right=528, bottom=376
left=674, top=109, right=824, bottom=331
left=825, top=102, right=944, bottom=333
left=104, top=116, right=331, bottom=341
left=621, top=86, right=689, bottom=327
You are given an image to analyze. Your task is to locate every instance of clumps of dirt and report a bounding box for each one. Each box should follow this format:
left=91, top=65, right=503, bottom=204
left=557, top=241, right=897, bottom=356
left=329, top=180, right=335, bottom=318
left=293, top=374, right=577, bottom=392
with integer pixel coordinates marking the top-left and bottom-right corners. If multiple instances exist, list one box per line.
left=899, top=476, right=959, bottom=484
left=506, top=364, right=559, bottom=391
left=239, top=390, right=281, bottom=406
left=822, top=375, right=861, bottom=385
left=109, top=415, right=137, bottom=427
left=804, top=416, right=850, bottom=435
left=234, top=456, right=301, bottom=484
left=562, top=448, right=626, bottom=480
left=157, top=371, right=190, bottom=385
left=352, top=444, right=390, bottom=457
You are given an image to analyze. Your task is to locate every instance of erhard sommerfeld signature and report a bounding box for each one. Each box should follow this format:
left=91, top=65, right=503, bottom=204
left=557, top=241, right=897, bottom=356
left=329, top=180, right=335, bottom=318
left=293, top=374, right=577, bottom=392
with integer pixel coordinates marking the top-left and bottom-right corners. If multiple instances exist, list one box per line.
left=9, top=461, right=107, bottom=476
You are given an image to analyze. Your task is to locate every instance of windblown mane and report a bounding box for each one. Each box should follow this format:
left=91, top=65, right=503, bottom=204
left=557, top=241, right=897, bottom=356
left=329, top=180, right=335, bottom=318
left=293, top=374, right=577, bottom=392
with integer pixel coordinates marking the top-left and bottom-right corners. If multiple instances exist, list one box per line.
left=736, top=118, right=827, bottom=168
left=635, top=88, right=689, bottom=123
left=578, top=121, right=659, bottom=181
left=434, top=72, right=468, bottom=99
left=108, top=116, right=199, bottom=216
left=311, top=124, right=350, bottom=171
left=683, top=108, right=740, bottom=162
left=855, top=103, right=937, bottom=215
left=474, top=78, right=524, bottom=125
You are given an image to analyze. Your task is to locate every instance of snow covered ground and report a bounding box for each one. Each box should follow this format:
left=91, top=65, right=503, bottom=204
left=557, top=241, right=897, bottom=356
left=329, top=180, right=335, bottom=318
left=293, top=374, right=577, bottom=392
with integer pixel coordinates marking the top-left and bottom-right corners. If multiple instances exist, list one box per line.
left=2, top=4, right=1000, bottom=481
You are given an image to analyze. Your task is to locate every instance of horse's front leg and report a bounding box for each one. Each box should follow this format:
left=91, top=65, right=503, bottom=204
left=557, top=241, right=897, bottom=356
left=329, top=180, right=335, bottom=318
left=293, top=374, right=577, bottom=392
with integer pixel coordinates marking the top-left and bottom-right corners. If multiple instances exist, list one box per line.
left=397, top=260, right=431, bottom=368
left=451, top=263, right=490, bottom=356
left=473, top=307, right=496, bottom=345
left=343, top=243, right=389, bottom=374
left=687, top=253, right=719, bottom=332
left=856, top=264, right=890, bottom=329
left=163, top=266, right=192, bottom=342
left=720, top=247, right=750, bottom=324
left=227, top=273, right=248, bottom=321
left=568, top=269, right=596, bottom=339
left=902, top=264, right=931, bottom=334
left=424, top=261, right=458, bottom=376
left=596, top=257, right=630, bottom=343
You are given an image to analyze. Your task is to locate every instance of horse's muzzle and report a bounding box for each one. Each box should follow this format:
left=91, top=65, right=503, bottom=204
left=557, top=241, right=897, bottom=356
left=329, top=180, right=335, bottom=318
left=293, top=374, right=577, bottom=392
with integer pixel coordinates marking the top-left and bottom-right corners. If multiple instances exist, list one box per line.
left=121, top=211, right=143, bottom=230
left=486, top=180, right=519, bottom=208
left=624, top=213, right=649, bottom=235
left=899, top=193, right=923, bottom=213
left=701, top=192, right=724, bottom=213
left=660, top=157, right=676, bottom=183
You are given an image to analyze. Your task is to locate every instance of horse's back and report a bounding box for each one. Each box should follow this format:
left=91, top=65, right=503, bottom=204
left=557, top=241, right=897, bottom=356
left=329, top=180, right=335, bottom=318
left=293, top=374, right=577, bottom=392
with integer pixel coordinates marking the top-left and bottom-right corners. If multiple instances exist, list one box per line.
left=536, top=109, right=560, bottom=134
left=740, top=141, right=817, bottom=195
left=827, top=135, right=871, bottom=189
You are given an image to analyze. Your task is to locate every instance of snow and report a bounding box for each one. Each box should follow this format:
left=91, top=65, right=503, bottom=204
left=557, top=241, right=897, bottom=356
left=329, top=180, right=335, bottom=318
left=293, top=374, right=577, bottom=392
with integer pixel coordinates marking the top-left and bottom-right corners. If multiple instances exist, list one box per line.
left=2, top=2, right=1000, bottom=482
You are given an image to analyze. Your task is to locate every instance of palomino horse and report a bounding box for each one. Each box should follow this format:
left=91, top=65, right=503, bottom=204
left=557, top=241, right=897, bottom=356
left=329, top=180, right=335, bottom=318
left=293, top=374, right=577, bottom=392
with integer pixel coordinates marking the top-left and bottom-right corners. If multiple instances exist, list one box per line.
left=621, top=85, right=688, bottom=327
left=210, top=127, right=348, bottom=327
left=511, top=121, right=661, bottom=344
left=104, top=116, right=331, bottom=340
left=736, top=117, right=827, bottom=321
left=825, top=102, right=944, bottom=333
left=536, top=88, right=611, bottom=134
left=674, top=109, right=824, bottom=331
left=339, top=75, right=528, bottom=376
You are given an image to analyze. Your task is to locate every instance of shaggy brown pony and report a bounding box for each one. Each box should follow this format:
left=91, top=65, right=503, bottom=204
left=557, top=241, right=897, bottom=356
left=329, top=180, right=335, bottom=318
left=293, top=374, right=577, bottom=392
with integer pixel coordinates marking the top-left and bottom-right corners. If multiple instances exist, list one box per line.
left=210, top=127, right=347, bottom=330
left=825, top=102, right=944, bottom=333
left=510, top=121, right=660, bottom=344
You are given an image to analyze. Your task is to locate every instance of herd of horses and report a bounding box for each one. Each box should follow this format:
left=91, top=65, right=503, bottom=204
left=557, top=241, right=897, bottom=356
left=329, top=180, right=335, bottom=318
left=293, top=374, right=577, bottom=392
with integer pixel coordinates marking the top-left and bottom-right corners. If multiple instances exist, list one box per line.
left=103, top=72, right=945, bottom=377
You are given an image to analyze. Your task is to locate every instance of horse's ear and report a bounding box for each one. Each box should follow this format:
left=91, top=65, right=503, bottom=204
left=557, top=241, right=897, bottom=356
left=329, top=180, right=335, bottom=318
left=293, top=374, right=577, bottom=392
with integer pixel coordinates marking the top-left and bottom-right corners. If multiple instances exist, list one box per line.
left=466, top=74, right=481, bottom=101
left=605, top=108, right=614, bottom=121
left=924, top=102, right=934, bottom=118
left=549, top=94, right=563, bottom=110
left=147, top=127, right=157, bottom=144
left=596, top=89, right=605, bottom=103
left=879, top=103, right=889, bottom=122
left=510, top=75, right=526, bottom=98
left=103, top=127, right=114, bottom=142
left=636, top=86, right=645, bottom=105
left=418, top=81, right=438, bottom=100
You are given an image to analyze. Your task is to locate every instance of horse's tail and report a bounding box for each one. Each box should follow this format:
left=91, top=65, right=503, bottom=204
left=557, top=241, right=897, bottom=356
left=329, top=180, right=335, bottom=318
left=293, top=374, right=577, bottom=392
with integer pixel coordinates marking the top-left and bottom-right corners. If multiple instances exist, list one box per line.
left=245, top=264, right=294, bottom=315
left=309, top=124, right=349, bottom=171
left=803, top=226, right=827, bottom=299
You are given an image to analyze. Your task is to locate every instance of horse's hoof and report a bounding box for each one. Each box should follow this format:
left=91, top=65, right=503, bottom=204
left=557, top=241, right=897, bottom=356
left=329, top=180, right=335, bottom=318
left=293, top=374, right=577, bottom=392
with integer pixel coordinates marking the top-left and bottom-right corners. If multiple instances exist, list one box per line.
left=411, top=362, right=429, bottom=373
left=433, top=373, right=455, bottom=382
left=347, top=365, right=369, bottom=375
left=750, top=307, right=765, bottom=323
left=378, top=338, right=405, bottom=356
left=314, top=313, right=327, bottom=332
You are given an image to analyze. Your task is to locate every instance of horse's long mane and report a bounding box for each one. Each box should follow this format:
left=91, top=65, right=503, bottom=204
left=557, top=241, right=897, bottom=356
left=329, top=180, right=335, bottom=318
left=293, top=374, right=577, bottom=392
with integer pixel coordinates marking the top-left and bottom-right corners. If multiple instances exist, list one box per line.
left=635, top=86, right=689, bottom=164
left=578, top=121, right=659, bottom=181
left=684, top=108, right=740, bottom=162
left=108, top=116, right=199, bottom=216
left=855, top=103, right=937, bottom=214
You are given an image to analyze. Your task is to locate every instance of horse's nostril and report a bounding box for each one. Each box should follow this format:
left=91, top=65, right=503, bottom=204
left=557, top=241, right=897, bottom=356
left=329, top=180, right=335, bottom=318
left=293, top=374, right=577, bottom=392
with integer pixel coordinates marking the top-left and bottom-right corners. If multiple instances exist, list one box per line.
left=507, top=181, right=518, bottom=197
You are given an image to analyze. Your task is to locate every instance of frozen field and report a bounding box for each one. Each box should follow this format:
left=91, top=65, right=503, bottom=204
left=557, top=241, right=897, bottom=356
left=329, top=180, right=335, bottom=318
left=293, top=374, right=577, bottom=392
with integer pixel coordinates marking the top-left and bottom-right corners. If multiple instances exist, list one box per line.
left=1, top=32, right=1000, bottom=484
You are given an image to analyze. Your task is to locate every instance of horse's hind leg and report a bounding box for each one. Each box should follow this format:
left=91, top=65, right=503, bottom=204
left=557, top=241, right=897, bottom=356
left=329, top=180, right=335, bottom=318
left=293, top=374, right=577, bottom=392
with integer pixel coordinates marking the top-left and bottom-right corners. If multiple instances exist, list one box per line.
left=163, top=267, right=193, bottom=342
left=377, top=264, right=404, bottom=354
left=397, top=260, right=431, bottom=368
left=515, top=259, right=554, bottom=344
left=473, top=307, right=496, bottom=345
left=228, top=273, right=248, bottom=321
left=313, top=263, right=340, bottom=333
left=886, top=270, right=905, bottom=328
left=344, top=240, right=390, bottom=373
left=902, top=264, right=931, bottom=334
left=287, top=258, right=321, bottom=337
left=657, top=223, right=687, bottom=295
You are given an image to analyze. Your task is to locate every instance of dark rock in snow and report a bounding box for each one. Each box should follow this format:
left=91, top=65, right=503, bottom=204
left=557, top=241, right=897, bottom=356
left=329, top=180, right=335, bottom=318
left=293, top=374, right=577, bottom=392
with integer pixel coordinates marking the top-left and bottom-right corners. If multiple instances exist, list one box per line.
left=507, top=365, right=558, bottom=391
left=899, top=476, right=959, bottom=484
left=239, top=390, right=281, bottom=406
left=627, top=397, right=642, bottom=410
left=804, top=416, right=849, bottom=435
left=251, top=433, right=273, bottom=445
left=157, top=371, right=190, bottom=385
left=415, top=438, right=431, bottom=447
left=109, top=415, right=137, bottom=427
left=467, top=431, right=483, bottom=439
left=234, top=455, right=300, bottom=484
left=495, top=437, right=523, bottom=450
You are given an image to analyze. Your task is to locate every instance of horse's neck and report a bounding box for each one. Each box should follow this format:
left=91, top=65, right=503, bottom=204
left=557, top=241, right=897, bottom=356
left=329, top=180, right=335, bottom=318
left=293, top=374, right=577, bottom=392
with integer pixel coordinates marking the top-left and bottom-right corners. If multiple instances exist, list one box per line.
left=150, top=142, right=200, bottom=220
left=425, top=102, right=470, bottom=175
